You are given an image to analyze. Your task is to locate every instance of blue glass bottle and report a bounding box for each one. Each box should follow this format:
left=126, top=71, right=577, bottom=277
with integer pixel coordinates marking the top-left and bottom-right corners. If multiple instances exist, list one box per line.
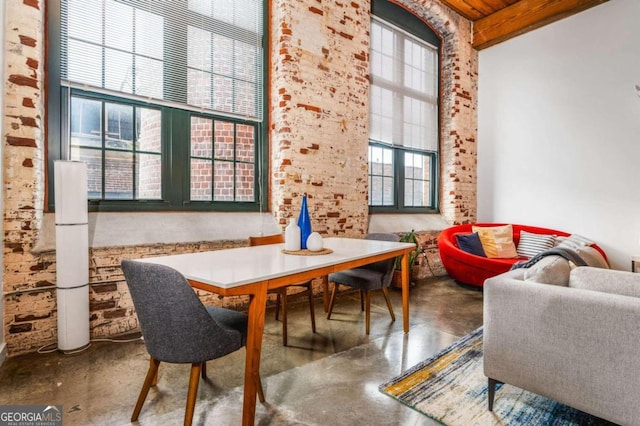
left=297, top=194, right=312, bottom=249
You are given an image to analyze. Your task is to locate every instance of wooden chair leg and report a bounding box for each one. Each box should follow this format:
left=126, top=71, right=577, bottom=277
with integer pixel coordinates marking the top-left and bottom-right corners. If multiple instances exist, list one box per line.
left=307, top=283, right=316, bottom=333
left=365, top=291, right=371, bottom=335
left=151, top=357, right=159, bottom=386
left=327, top=283, right=339, bottom=319
left=382, top=287, right=396, bottom=321
left=184, top=363, right=202, bottom=426
left=281, top=291, right=288, bottom=346
left=321, top=275, right=330, bottom=313
left=360, top=290, right=365, bottom=312
left=201, top=361, right=207, bottom=379
left=274, top=292, right=282, bottom=321
left=256, top=374, right=265, bottom=403
left=131, top=357, right=161, bottom=422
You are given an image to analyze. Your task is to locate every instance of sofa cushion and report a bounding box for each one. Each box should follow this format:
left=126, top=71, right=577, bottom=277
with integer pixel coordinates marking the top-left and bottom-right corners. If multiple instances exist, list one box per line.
left=524, top=255, right=571, bottom=286
left=455, top=232, right=486, bottom=257
left=472, top=224, right=517, bottom=259
left=569, top=267, right=640, bottom=298
left=516, top=230, right=556, bottom=258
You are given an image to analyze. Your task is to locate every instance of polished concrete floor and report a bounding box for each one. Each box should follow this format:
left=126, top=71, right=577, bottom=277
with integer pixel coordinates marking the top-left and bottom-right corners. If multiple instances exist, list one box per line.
left=0, top=276, right=483, bottom=425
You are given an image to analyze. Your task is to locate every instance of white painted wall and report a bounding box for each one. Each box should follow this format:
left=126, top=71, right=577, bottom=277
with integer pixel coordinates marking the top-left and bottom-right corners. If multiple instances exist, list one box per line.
left=478, top=0, right=640, bottom=270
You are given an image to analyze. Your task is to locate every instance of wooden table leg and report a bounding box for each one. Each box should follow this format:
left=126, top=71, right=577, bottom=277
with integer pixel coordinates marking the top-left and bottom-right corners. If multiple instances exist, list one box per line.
left=401, top=253, right=410, bottom=333
left=242, top=284, right=268, bottom=426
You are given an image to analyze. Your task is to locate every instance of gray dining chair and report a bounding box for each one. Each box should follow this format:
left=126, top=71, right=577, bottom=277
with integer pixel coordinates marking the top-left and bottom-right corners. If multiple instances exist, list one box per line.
left=326, top=233, right=400, bottom=334
left=121, top=260, right=264, bottom=426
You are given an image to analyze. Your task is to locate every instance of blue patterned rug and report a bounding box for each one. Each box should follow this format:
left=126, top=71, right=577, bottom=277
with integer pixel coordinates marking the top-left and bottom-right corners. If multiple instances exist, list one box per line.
left=379, top=327, right=616, bottom=425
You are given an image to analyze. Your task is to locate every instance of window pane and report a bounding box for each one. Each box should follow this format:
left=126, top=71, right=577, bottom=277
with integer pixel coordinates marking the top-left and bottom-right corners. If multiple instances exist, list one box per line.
left=70, top=147, right=102, bottom=199
left=188, top=26, right=212, bottom=71
left=214, top=161, right=234, bottom=201
left=67, top=0, right=101, bottom=44
left=235, top=40, right=258, bottom=82
left=370, top=85, right=393, bottom=143
left=215, top=121, right=234, bottom=160
left=368, top=145, right=394, bottom=206
left=382, top=177, right=394, bottom=205
left=136, top=108, right=162, bottom=153
left=191, top=116, right=213, bottom=158
left=235, top=163, right=254, bottom=202
left=187, top=69, right=212, bottom=108
left=235, top=80, right=257, bottom=117
left=105, top=0, right=133, bottom=51
left=212, top=34, right=233, bottom=76
left=105, top=103, right=133, bottom=150
left=236, top=124, right=255, bottom=163
left=105, top=150, right=133, bottom=199
left=135, top=9, right=164, bottom=59
left=67, top=39, right=102, bottom=86
left=105, top=49, right=133, bottom=93
left=403, top=152, right=430, bottom=207
left=403, top=97, right=426, bottom=149
left=212, top=75, right=234, bottom=114
left=136, top=153, right=161, bottom=199
left=370, top=176, right=382, bottom=206
left=71, top=97, right=101, bottom=148
left=188, top=0, right=212, bottom=16
left=135, top=57, right=164, bottom=99
left=190, top=158, right=212, bottom=201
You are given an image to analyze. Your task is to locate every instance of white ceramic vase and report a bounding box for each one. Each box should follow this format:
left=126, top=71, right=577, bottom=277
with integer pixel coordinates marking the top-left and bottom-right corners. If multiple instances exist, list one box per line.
left=284, top=218, right=301, bottom=251
left=306, top=232, right=323, bottom=252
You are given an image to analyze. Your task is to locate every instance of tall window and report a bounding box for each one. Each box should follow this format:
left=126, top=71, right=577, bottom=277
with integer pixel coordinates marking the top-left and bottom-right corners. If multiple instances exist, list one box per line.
left=48, top=0, right=266, bottom=211
left=369, top=2, right=439, bottom=212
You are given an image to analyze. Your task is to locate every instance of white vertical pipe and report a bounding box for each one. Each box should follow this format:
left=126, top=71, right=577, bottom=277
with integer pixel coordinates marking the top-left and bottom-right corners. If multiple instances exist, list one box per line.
left=54, top=161, right=90, bottom=352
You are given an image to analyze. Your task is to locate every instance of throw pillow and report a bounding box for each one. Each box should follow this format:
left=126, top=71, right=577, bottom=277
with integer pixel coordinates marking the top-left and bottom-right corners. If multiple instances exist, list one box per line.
left=455, top=233, right=486, bottom=257
left=574, top=245, right=609, bottom=269
left=516, top=230, right=556, bottom=258
left=472, top=224, right=517, bottom=259
left=524, top=255, right=571, bottom=286
left=555, top=234, right=594, bottom=250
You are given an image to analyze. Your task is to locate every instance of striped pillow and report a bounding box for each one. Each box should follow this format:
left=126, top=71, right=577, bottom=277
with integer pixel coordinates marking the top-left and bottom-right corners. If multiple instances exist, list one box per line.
left=516, top=230, right=557, bottom=258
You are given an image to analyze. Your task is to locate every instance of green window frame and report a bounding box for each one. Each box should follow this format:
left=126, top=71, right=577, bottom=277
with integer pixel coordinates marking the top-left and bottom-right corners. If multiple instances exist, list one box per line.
left=369, top=0, right=440, bottom=213
left=47, top=0, right=268, bottom=212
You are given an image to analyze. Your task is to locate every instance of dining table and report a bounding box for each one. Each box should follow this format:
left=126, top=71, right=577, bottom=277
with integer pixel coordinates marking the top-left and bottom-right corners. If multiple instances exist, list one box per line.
left=135, top=236, right=416, bottom=425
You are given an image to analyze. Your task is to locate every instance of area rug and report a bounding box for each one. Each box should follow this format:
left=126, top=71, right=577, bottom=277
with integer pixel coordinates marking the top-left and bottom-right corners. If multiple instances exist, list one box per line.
left=379, top=327, right=615, bottom=425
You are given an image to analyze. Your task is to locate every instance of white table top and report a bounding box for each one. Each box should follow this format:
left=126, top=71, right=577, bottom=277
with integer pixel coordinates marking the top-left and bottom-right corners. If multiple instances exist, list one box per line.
left=136, top=237, right=415, bottom=289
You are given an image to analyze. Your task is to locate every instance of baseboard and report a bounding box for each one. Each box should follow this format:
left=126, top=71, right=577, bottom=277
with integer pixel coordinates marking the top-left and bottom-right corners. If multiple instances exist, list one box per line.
left=0, top=342, right=6, bottom=367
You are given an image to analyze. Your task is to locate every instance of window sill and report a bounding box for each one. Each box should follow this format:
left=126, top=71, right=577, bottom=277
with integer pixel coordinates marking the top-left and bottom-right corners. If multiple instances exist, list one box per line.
left=32, top=212, right=281, bottom=253
left=368, top=213, right=449, bottom=234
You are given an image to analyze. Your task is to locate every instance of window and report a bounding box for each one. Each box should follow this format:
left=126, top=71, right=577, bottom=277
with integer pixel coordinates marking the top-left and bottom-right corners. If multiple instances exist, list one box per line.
left=369, top=2, right=439, bottom=212
left=48, top=0, right=266, bottom=211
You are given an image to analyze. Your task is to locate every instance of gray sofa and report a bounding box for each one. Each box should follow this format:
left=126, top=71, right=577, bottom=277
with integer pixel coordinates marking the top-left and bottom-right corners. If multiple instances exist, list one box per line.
left=484, top=265, right=640, bottom=425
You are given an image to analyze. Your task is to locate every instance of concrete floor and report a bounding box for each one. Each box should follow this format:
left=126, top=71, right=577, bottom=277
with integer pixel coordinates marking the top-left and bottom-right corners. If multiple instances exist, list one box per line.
left=0, top=276, right=483, bottom=425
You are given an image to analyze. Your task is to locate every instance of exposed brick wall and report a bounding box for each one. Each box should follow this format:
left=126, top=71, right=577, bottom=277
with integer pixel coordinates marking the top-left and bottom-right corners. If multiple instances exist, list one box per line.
left=270, top=0, right=372, bottom=237
left=3, top=0, right=477, bottom=356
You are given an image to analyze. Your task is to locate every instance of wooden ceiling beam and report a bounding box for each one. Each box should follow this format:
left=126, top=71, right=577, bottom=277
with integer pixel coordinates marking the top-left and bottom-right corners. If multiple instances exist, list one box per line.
left=439, top=0, right=495, bottom=20
left=472, top=0, right=609, bottom=50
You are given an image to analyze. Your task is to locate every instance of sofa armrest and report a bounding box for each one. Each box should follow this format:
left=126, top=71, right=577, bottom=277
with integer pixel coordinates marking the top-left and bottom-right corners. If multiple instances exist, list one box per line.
left=483, top=275, right=640, bottom=425
left=569, top=266, right=640, bottom=298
